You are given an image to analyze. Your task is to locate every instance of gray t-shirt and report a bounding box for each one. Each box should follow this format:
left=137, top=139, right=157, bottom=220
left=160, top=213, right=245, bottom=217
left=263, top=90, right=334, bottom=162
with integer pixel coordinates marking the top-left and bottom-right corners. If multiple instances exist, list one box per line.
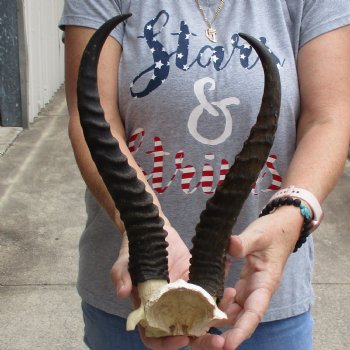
left=59, top=0, right=350, bottom=322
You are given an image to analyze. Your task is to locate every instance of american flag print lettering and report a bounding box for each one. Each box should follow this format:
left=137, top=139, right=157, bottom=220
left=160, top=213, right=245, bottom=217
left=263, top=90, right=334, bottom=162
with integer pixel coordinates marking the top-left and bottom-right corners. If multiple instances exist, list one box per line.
left=128, top=127, right=145, bottom=154
left=128, top=129, right=282, bottom=195
left=252, top=154, right=282, bottom=194
left=174, top=20, right=192, bottom=71
left=130, top=11, right=171, bottom=98
left=129, top=11, right=284, bottom=98
left=126, top=10, right=285, bottom=196
left=266, top=155, right=283, bottom=190
left=146, top=137, right=172, bottom=194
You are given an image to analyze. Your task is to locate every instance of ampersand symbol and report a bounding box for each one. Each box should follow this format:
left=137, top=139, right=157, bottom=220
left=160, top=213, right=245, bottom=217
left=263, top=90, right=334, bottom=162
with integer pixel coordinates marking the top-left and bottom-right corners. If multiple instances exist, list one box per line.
left=188, top=77, right=240, bottom=145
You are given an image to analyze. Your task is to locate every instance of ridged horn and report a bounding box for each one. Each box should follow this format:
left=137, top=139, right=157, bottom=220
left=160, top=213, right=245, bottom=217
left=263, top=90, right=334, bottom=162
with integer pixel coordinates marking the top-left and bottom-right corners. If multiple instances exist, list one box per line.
left=188, top=33, right=281, bottom=299
left=77, top=14, right=169, bottom=285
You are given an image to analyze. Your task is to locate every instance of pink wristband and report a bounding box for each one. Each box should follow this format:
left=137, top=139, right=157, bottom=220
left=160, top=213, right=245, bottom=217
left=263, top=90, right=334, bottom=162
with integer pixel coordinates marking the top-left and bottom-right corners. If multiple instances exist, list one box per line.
left=269, top=186, right=323, bottom=232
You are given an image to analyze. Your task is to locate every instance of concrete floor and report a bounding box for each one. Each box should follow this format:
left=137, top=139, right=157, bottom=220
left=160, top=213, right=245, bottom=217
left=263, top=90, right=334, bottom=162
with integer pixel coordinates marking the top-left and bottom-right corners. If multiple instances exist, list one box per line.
left=0, top=87, right=349, bottom=349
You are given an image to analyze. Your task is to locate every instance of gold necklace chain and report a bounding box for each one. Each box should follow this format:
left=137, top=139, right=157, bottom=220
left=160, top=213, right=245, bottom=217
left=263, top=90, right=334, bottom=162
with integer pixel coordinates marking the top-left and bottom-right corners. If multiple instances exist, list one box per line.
left=195, top=0, right=225, bottom=43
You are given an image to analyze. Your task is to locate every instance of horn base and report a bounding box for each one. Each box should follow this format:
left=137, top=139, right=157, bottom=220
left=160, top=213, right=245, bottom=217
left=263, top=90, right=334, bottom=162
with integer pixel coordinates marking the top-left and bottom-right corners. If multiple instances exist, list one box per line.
left=127, top=279, right=227, bottom=337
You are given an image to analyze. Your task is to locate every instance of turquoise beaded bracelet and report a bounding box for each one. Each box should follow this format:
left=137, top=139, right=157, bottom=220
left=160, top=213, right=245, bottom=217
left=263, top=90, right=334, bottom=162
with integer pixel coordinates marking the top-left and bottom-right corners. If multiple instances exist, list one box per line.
left=259, top=196, right=313, bottom=252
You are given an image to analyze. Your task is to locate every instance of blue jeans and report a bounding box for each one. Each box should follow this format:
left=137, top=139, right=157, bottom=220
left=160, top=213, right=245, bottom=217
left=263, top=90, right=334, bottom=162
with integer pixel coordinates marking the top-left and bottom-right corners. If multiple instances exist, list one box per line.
left=82, top=301, right=313, bottom=350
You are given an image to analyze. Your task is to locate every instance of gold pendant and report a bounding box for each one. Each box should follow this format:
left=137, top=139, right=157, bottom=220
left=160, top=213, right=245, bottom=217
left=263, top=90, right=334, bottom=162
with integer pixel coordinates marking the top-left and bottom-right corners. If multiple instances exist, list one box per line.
left=205, top=27, right=217, bottom=43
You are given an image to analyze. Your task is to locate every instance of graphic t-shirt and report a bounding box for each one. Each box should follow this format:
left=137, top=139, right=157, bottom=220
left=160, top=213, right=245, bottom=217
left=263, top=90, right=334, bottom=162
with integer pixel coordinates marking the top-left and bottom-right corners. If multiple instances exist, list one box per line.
left=59, top=0, right=350, bottom=321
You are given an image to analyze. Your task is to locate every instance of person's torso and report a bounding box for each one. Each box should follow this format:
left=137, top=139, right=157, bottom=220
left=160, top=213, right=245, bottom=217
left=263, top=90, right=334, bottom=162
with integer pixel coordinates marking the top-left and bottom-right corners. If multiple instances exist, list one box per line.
left=117, top=1, right=300, bottom=243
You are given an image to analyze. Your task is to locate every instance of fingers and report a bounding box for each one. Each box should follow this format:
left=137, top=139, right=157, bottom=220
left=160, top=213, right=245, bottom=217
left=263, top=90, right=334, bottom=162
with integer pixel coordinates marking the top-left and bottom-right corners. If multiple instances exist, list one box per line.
left=212, top=287, right=241, bottom=328
left=222, top=311, right=260, bottom=349
left=165, top=226, right=191, bottom=282
left=139, top=326, right=190, bottom=350
left=229, top=235, right=245, bottom=259
left=190, top=333, right=225, bottom=350
left=190, top=298, right=266, bottom=350
left=219, top=287, right=236, bottom=310
left=158, top=336, right=189, bottom=350
left=222, top=287, right=271, bottom=349
left=221, top=310, right=262, bottom=349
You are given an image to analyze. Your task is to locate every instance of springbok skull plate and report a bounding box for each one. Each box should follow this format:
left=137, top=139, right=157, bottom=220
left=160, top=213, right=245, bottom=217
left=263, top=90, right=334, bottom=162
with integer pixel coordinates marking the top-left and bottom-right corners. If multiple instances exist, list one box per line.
left=77, top=14, right=281, bottom=337
left=127, top=279, right=227, bottom=337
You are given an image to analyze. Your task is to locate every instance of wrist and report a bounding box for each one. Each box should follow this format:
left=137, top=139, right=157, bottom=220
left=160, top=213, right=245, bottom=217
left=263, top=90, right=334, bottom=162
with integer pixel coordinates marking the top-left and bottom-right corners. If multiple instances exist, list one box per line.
left=269, top=186, right=323, bottom=233
left=260, top=194, right=314, bottom=252
left=271, top=205, right=304, bottom=241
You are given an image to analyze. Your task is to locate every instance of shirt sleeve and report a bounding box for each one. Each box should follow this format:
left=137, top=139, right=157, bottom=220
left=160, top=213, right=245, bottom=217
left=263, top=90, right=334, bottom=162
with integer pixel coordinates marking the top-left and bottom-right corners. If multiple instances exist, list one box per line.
left=300, top=0, right=350, bottom=47
left=58, top=0, right=130, bottom=44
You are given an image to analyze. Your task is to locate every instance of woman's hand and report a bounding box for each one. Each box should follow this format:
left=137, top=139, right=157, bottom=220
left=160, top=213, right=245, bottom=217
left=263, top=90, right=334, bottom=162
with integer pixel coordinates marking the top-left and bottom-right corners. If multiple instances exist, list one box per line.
left=164, top=224, right=191, bottom=282
left=110, top=224, right=191, bottom=299
left=110, top=225, right=192, bottom=349
left=110, top=231, right=132, bottom=298
left=190, top=205, right=304, bottom=350
left=111, top=206, right=303, bottom=350
left=111, top=224, right=193, bottom=349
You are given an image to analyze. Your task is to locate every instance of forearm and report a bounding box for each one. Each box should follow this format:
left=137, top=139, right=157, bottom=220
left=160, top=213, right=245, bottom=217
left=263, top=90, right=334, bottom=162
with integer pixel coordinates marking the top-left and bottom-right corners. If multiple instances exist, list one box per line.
left=283, top=113, right=349, bottom=203
left=283, top=25, right=350, bottom=203
left=65, top=25, right=171, bottom=233
left=68, top=115, right=171, bottom=231
left=68, top=117, right=124, bottom=231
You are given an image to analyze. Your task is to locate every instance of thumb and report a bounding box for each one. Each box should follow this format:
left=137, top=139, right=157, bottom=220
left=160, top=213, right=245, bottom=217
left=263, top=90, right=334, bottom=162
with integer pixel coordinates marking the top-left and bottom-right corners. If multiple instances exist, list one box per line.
left=228, top=221, right=270, bottom=259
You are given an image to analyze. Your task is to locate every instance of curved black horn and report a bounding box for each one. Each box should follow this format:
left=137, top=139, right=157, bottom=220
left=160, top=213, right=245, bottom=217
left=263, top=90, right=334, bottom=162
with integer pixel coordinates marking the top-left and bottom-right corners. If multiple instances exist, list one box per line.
left=189, top=33, right=281, bottom=299
left=77, top=14, right=169, bottom=285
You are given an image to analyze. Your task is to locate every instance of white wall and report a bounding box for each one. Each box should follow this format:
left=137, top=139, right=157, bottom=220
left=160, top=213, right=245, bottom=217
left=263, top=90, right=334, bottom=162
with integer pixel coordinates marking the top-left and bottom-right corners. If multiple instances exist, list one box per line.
left=22, top=0, right=64, bottom=123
